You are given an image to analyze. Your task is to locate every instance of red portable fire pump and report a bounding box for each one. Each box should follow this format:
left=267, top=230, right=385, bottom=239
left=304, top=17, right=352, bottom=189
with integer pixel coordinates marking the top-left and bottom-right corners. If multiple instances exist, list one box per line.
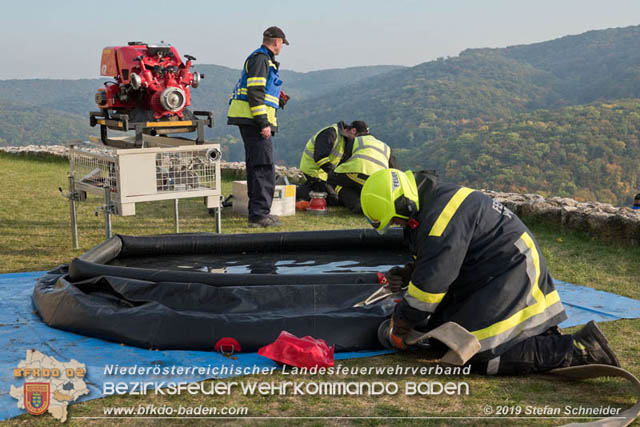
left=90, top=42, right=213, bottom=146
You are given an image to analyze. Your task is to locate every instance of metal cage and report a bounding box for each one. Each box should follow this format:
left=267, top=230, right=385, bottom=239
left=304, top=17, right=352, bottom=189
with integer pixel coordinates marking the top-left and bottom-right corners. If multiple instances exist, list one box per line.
left=65, top=139, right=222, bottom=247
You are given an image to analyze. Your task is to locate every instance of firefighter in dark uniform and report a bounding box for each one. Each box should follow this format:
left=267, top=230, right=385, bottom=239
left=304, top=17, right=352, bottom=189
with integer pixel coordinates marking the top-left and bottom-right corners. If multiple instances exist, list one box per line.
left=360, top=169, right=621, bottom=375
left=297, top=121, right=369, bottom=204
left=327, top=133, right=396, bottom=213
left=227, top=26, right=290, bottom=228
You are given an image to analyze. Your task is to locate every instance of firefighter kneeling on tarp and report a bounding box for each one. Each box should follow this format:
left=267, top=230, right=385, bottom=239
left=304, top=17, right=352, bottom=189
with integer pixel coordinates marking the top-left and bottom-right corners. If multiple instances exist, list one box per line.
left=360, top=169, right=621, bottom=375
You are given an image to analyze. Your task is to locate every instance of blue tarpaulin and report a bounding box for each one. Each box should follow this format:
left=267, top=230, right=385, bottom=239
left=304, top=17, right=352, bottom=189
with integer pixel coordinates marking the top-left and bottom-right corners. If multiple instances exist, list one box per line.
left=1, top=271, right=639, bottom=420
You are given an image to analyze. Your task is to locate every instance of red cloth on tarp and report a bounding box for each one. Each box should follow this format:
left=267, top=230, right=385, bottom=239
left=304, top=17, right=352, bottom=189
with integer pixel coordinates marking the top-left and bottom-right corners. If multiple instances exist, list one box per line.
left=258, top=331, right=335, bottom=368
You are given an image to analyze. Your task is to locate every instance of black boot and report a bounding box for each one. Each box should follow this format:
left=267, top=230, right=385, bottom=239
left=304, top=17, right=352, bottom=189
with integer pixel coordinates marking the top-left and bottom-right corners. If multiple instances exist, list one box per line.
left=570, top=321, right=620, bottom=367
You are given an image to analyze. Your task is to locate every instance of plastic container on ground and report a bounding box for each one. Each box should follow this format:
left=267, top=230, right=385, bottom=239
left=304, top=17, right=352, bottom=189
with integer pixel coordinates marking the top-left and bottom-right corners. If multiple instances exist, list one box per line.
left=232, top=180, right=296, bottom=216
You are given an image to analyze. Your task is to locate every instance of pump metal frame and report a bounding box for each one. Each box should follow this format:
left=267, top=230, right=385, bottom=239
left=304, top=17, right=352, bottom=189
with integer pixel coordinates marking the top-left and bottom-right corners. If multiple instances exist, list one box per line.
left=64, top=138, right=222, bottom=248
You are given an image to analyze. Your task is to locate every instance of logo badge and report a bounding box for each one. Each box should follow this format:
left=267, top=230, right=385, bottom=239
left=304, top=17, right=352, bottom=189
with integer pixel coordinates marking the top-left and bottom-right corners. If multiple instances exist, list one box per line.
left=24, top=383, right=50, bottom=416
left=391, top=171, right=401, bottom=191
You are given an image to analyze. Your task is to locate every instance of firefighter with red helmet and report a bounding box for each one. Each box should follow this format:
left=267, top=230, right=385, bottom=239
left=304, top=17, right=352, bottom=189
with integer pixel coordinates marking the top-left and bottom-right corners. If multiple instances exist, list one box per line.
left=360, top=169, right=620, bottom=374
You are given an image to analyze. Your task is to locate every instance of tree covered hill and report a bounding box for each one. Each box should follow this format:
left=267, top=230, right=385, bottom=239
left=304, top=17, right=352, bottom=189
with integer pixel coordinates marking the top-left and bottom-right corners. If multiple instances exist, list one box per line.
left=274, top=53, right=559, bottom=160
left=274, top=25, right=640, bottom=166
left=409, top=99, right=640, bottom=205
left=0, top=79, right=102, bottom=116
left=496, top=25, right=640, bottom=104
left=0, top=100, right=93, bottom=146
left=189, top=64, right=404, bottom=136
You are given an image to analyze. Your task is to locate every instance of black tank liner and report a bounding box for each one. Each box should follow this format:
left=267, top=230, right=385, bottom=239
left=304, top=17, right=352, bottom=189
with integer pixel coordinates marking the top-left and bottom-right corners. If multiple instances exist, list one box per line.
left=33, top=229, right=408, bottom=352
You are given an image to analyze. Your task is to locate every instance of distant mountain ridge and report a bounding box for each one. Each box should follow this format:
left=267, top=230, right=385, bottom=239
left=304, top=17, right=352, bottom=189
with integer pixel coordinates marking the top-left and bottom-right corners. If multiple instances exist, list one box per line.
left=0, top=64, right=403, bottom=147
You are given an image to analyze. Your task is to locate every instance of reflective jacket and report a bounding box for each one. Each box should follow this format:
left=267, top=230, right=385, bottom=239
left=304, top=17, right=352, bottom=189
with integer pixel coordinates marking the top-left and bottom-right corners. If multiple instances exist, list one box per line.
left=334, top=135, right=391, bottom=179
left=227, top=46, right=282, bottom=131
left=299, top=124, right=346, bottom=180
left=398, top=171, right=567, bottom=360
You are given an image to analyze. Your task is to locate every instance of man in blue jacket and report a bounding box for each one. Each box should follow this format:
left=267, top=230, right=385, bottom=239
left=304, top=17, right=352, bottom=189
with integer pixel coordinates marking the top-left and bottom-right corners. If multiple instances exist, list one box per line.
left=228, top=26, right=289, bottom=228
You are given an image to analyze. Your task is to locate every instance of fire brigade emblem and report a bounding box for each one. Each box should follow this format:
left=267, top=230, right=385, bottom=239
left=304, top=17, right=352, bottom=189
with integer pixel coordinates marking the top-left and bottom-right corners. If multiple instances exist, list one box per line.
left=24, top=383, right=50, bottom=416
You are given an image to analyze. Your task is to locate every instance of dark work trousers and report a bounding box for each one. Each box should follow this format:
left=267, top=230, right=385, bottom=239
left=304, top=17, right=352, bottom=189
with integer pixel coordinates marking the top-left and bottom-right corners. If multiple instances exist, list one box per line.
left=469, top=327, right=574, bottom=375
left=327, top=172, right=368, bottom=213
left=239, top=126, right=275, bottom=221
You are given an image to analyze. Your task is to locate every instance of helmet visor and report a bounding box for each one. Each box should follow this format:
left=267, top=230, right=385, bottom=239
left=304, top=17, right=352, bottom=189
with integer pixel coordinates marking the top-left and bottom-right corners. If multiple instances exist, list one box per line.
left=367, top=216, right=392, bottom=235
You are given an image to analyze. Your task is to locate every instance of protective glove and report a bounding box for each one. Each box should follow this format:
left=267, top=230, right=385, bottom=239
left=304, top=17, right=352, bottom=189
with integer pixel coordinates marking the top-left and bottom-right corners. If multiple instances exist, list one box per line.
left=385, top=262, right=414, bottom=293
left=323, top=183, right=339, bottom=205
left=279, top=90, right=290, bottom=109
left=389, top=310, right=415, bottom=350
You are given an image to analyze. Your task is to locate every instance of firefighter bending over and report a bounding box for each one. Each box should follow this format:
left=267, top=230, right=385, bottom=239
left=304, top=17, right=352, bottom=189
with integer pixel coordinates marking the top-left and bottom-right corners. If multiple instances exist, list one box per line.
left=360, top=169, right=620, bottom=375
left=297, top=121, right=369, bottom=204
left=327, top=132, right=396, bottom=213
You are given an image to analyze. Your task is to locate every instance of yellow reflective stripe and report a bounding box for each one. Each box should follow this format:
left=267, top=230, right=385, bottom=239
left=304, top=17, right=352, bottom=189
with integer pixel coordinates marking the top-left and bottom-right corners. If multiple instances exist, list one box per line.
left=303, top=148, right=314, bottom=159
left=145, top=121, right=193, bottom=127
left=265, top=94, right=280, bottom=104
left=316, top=157, right=331, bottom=166
left=335, top=185, right=342, bottom=194
left=247, top=77, right=266, bottom=87
left=97, top=119, right=123, bottom=128
left=250, top=105, right=267, bottom=115
left=268, top=60, right=277, bottom=69
left=347, top=173, right=366, bottom=185
left=472, top=232, right=555, bottom=342
left=473, top=290, right=561, bottom=342
left=545, top=290, right=560, bottom=306
left=407, top=282, right=446, bottom=304
left=428, top=187, right=474, bottom=237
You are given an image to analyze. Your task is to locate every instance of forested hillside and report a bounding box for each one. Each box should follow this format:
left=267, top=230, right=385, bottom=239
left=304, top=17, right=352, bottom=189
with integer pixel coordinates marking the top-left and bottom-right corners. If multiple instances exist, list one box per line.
left=0, top=100, right=95, bottom=146
left=408, top=100, right=640, bottom=205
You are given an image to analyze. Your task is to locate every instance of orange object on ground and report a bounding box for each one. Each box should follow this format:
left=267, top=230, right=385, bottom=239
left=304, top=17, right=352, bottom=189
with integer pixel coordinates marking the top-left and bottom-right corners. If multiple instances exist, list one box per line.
left=296, top=200, right=311, bottom=211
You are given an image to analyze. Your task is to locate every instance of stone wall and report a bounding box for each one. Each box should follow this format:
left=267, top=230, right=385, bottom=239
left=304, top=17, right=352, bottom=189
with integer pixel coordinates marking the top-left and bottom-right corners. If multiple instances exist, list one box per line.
left=3, top=145, right=639, bottom=244
left=484, top=191, right=640, bottom=245
left=0, top=145, right=305, bottom=180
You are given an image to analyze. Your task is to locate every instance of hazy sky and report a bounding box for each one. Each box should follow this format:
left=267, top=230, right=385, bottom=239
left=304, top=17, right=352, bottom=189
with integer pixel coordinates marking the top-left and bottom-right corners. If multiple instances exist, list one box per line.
left=1, top=0, right=638, bottom=79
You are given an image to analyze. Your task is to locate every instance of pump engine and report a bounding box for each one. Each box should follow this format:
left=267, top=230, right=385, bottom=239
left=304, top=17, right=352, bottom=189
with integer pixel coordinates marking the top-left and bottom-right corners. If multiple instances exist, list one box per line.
left=90, top=42, right=213, bottom=146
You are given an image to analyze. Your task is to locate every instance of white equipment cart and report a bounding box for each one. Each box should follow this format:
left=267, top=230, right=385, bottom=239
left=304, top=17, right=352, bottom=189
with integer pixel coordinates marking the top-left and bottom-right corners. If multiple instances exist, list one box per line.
left=64, top=136, right=222, bottom=248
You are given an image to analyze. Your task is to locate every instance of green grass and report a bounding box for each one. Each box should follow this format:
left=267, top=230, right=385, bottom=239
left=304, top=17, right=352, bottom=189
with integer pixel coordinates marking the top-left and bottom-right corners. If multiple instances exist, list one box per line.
left=2, top=152, right=640, bottom=426
left=0, top=152, right=367, bottom=273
